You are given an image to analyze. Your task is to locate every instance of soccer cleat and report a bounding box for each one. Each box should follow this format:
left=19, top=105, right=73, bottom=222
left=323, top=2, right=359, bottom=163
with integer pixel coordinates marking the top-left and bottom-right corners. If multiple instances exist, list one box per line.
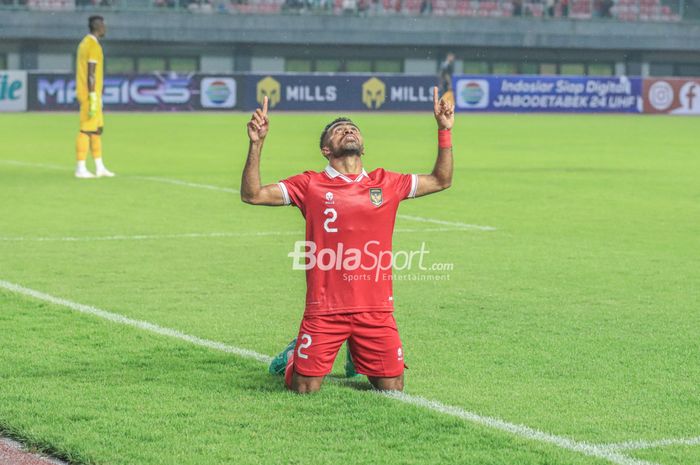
left=75, top=169, right=96, bottom=179
left=345, top=344, right=359, bottom=378
left=96, top=168, right=115, bottom=178
left=268, top=338, right=297, bottom=375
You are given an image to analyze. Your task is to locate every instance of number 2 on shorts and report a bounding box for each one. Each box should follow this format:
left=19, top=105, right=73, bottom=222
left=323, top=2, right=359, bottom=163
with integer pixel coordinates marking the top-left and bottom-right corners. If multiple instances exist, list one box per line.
left=297, top=333, right=312, bottom=359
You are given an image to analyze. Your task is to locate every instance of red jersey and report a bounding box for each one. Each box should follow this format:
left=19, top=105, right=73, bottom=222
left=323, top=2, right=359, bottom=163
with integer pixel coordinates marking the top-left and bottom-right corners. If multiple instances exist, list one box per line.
left=280, top=165, right=417, bottom=316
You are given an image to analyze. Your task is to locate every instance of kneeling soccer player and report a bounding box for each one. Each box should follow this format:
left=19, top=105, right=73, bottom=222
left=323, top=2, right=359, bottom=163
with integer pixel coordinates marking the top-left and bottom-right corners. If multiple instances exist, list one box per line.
left=241, top=88, right=454, bottom=393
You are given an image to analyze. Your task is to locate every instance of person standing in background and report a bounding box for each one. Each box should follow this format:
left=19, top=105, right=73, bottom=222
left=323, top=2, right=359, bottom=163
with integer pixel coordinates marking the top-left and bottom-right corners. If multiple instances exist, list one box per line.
left=75, top=15, right=115, bottom=179
left=561, top=0, right=569, bottom=17
left=512, top=0, right=523, bottom=15
left=546, top=0, right=556, bottom=17
left=438, top=52, right=455, bottom=103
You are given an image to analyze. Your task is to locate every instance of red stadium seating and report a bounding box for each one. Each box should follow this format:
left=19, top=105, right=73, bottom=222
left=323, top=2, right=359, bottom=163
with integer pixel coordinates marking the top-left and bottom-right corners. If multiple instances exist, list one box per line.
left=178, top=0, right=681, bottom=21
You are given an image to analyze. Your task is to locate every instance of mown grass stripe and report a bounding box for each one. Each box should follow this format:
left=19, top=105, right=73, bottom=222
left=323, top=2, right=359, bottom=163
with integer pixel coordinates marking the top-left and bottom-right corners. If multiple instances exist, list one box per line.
left=0, top=279, right=658, bottom=465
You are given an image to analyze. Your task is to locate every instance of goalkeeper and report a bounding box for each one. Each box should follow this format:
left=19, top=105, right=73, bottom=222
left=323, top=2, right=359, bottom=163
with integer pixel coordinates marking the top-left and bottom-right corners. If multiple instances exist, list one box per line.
left=74, top=15, right=115, bottom=179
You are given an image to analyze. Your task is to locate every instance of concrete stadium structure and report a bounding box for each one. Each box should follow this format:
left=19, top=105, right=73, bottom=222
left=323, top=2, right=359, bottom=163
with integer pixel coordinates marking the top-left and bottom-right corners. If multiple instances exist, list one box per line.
left=1, top=10, right=699, bottom=76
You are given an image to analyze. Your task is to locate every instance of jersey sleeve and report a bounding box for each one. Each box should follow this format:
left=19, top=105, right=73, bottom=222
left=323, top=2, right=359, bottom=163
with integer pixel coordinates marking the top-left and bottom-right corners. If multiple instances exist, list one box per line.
left=385, top=170, right=418, bottom=201
left=278, top=172, right=311, bottom=208
left=87, top=41, right=100, bottom=64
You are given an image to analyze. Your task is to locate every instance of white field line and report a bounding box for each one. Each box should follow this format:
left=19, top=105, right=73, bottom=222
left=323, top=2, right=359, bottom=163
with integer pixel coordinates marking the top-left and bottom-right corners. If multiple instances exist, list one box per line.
left=0, top=279, right=660, bottom=465
left=1, top=159, right=497, bottom=232
left=396, top=214, right=496, bottom=231
left=0, top=279, right=272, bottom=364
left=0, top=227, right=465, bottom=243
left=0, top=160, right=240, bottom=194
left=381, top=392, right=658, bottom=465
left=601, top=436, right=700, bottom=451
left=131, top=176, right=240, bottom=194
left=0, top=231, right=301, bottom=242
left=1, top=160, right=67, bottom=171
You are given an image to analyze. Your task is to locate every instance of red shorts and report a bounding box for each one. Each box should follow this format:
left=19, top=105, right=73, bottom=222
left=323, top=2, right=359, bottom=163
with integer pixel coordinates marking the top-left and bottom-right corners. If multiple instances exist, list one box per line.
left=291, top=311, right=405, bottom=378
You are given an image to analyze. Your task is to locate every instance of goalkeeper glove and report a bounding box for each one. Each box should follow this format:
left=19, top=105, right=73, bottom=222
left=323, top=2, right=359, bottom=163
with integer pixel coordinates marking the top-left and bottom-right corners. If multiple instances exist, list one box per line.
left=88, top=92, right=98, bottom=118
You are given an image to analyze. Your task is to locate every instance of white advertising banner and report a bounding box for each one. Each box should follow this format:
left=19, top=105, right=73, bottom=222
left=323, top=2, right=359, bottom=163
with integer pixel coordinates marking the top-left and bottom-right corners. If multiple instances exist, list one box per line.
left=0, top=71, right=28, bottom=112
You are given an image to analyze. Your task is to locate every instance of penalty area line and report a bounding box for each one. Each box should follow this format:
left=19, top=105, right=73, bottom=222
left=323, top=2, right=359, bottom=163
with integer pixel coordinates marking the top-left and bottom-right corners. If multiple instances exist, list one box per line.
left=0, top=279, right=657, bottom=465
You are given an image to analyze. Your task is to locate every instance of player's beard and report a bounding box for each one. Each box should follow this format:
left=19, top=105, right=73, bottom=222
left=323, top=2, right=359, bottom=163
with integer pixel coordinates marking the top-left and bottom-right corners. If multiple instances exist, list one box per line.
left=335, top=140, right=363, bottom=157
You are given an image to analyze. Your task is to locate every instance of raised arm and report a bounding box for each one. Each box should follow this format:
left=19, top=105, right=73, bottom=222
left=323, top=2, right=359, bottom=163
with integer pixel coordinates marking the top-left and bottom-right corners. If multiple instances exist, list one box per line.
left=240, top=96, right=286, bottom=206
left=414, top=87, right=454, bottom=198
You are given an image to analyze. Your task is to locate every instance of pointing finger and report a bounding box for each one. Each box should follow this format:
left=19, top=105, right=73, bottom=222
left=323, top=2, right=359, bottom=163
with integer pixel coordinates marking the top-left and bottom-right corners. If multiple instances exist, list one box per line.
left=262, top=95, right=269, bottom=115
left=433, top=86, right=439, bottom=113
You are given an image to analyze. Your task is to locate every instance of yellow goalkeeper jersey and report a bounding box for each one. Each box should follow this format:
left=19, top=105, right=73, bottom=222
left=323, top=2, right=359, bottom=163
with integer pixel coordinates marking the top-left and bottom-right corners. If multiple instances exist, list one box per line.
left=76, top=34, right=103, bottom=102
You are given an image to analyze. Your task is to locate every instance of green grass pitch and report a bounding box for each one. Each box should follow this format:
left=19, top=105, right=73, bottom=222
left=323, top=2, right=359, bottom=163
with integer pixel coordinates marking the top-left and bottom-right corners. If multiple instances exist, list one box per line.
left=0, top=112, right=698, bottom=465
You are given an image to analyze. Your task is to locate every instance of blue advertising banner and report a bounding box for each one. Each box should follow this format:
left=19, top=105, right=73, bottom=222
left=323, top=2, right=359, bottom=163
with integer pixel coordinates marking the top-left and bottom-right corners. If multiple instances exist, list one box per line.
left=244, top=74, right=439, bottom=111
left=27, top=72, right=645, bottom=113
left=453, top=75, right=642, bottom=113
left=28, top=73, right=240, bottom=111
left=28, top=72, right=439, bottom=112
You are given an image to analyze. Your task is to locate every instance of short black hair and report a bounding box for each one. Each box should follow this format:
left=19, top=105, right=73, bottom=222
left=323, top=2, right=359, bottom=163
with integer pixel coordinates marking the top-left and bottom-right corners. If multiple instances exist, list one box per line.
left=320, top=117, right=357, bottom=149
left=89, top=15, right=104, bottom=32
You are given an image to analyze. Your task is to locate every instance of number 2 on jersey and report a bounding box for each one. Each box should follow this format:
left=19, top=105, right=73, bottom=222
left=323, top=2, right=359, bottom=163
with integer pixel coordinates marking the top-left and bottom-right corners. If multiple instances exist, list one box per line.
left=324, top=208, right=338, bottom=233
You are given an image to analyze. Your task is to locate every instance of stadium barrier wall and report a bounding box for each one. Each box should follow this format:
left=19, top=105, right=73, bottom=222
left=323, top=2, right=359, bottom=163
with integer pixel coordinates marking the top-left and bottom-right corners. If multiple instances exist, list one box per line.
left=4, top=72, right=699, bottom=115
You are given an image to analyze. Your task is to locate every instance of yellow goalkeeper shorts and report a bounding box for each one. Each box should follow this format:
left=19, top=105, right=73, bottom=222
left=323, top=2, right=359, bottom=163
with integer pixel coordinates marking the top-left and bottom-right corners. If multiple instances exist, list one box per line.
left=79, top=98, right=104, bottom=132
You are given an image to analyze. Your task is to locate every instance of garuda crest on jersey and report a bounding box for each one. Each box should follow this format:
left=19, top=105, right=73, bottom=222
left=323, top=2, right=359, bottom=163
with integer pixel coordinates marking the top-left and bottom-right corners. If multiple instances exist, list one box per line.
left=369, top=188, right=383, bottom=207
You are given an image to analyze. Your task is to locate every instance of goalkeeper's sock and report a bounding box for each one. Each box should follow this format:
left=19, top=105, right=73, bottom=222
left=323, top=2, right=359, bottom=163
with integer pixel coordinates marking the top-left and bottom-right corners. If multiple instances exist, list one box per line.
left=90, top=134, right=103, bottom=160
left=76, top=132, right=89, bottom=162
